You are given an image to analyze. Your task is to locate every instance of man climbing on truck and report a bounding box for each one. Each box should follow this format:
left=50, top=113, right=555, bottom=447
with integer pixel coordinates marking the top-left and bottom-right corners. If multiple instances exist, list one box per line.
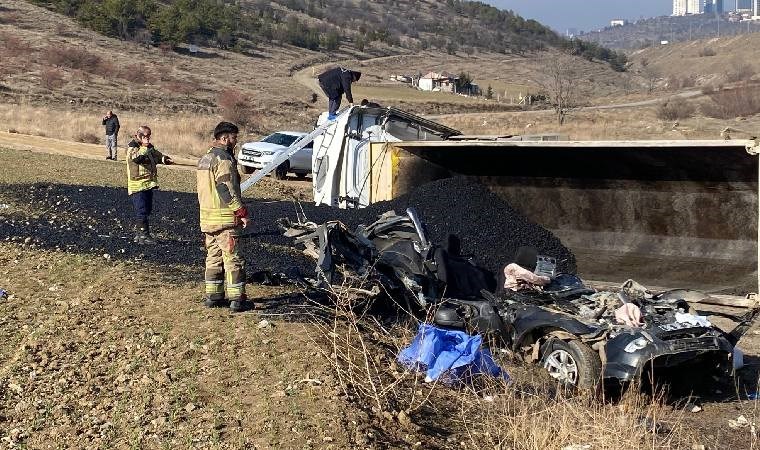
left=317, top=67, right=361, bottom=119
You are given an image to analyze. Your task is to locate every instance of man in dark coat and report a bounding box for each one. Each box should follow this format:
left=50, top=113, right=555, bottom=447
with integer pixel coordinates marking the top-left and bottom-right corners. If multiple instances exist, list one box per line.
left=102, top=110, right=120, bottom=160
left=317, top=67, right=362, bottom=119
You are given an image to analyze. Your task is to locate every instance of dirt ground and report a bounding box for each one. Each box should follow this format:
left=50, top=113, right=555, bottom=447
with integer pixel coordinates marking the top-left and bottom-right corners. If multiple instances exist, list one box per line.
left=0, top=146, right=759, bottom=449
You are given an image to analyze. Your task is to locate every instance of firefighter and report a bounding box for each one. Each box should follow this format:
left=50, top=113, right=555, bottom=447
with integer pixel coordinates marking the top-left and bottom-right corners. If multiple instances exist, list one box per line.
left=197, top=121, right=254, bottom=312
left=126, top=125, right=174, bottom=244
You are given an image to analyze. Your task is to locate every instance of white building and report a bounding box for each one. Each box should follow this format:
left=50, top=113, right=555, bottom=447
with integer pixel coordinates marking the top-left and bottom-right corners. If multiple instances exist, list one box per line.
left=688, top=0, right=705, bottom=13
left=673, top=0, right=688, bottom=15
left=610, top=19, right=626, bottom=26
left=755, top=0, right=760, bottom=15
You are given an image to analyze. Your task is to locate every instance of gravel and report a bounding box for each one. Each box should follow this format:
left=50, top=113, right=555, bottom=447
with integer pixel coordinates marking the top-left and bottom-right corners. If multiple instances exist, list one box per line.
left=0, top=176, right=574, bottom=282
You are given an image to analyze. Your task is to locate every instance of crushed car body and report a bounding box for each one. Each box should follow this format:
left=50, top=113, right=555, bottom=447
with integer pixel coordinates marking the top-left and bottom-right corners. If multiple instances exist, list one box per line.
left=282, top=209, right=760, bottom=389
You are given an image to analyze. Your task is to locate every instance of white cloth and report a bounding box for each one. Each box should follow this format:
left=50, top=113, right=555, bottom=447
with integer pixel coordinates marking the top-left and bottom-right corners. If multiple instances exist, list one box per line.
left=675, top=312, right=712, bottom=327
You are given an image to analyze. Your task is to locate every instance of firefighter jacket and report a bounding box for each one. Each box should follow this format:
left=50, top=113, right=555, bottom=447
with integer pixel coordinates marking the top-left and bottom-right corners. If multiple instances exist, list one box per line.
left=126, top=143, right=169, bottom=195
left=197, top=146, right=248, bottom=233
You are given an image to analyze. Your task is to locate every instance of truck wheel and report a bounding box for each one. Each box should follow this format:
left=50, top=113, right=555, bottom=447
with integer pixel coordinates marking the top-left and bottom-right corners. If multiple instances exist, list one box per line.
left=541, top=339, right=602, bottom=390
left=274, top=161, right=289, bottom=180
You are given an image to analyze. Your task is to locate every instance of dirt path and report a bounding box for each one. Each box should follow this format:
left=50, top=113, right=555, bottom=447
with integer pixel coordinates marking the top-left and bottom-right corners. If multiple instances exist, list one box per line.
left=0, top=131, right=198, bottom=169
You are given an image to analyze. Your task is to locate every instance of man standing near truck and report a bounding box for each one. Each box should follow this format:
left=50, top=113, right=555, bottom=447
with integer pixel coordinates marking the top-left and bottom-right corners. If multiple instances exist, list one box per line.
left=317, top=67, right=362, bottom=119
left=102, top=110, right=120, bottom=160
left=197, top=121, right=254, bottom=313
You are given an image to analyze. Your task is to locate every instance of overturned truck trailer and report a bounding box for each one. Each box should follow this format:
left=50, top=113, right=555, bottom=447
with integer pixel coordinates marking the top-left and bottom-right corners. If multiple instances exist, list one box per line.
left=308, top=106, right=759, bottom=298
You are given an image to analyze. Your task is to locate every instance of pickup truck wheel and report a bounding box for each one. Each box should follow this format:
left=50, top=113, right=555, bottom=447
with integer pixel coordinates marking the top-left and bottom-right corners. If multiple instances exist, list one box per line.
left=274, top=161, right=289, bottom=180
left=541, top=339, right=602, bottom=390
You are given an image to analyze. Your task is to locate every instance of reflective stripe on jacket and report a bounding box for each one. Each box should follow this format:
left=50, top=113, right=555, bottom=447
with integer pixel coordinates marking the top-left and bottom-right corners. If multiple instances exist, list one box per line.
left=197, top=146, right=245, bottom=233
left=126, top=144, right=166, bottom=195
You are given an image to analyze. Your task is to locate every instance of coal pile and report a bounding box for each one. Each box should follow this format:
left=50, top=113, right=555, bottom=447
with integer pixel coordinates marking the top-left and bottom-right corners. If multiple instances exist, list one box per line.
left=320, top=177, right=577, bottom=276
left=0, top=177, right=574, bottom=285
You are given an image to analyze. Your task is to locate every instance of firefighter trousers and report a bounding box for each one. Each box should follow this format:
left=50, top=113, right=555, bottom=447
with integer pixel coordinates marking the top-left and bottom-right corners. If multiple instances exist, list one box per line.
left=204, top=228, right=245, bottom=301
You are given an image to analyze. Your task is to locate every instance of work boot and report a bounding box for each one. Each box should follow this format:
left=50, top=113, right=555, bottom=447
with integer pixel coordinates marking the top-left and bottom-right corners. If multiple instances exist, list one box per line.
left=229, top=299, right=252, bottom=313
left=133, top=230, right=156, bottom=245
left=204, top=295, right=228, bottom=308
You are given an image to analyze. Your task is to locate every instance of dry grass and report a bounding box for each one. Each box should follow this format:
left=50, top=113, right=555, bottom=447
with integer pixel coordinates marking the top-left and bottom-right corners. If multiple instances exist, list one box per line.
left=0, top=103, right=220, bottom=156
left=435, top=105, right=760, bottom=141
left=314, top=283, right=704, bottom=449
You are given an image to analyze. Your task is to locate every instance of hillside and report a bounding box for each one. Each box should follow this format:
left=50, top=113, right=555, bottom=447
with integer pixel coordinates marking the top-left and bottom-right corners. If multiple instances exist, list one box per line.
left=0, top=0, right=645, bottom=154
left=628, top=32, right=760, bottom=87
left=584, top=14, right=760, bottom=50
left=25, top=0, right=627, bottom=69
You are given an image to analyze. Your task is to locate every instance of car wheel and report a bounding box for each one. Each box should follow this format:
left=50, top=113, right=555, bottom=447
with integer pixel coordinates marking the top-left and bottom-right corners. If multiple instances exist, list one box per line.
left=541, top=339, right=602, bottom=390
left=295, top=172, right=308, bottom=179
left=274, top=161, right=289, bottom=180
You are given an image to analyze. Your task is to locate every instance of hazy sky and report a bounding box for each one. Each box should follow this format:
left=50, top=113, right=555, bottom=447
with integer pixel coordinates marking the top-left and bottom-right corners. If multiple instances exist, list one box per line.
left=485, top=0, right=672, bottom=33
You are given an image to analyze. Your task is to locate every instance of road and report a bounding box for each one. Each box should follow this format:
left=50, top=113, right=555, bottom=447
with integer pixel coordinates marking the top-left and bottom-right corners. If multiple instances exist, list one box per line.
left=0, top=131, right=197, bottom=169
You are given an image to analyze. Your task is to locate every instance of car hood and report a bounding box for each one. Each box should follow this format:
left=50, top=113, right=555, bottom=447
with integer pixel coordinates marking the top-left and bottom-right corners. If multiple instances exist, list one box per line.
left=241, top=142, right=286, bottom=153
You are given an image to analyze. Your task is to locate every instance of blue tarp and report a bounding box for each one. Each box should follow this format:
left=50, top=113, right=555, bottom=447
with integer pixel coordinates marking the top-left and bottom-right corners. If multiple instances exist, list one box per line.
left=397, top=323, right=509, bottom=383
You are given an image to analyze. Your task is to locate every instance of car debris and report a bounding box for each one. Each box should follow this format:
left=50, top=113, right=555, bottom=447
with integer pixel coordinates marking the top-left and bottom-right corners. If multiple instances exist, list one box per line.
left=283, top=208, right=760, bottom=390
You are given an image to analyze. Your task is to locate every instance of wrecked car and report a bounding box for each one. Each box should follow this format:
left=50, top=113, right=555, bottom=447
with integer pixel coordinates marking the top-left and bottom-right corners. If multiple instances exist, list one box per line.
left=283, top=209, right=760, bottom=389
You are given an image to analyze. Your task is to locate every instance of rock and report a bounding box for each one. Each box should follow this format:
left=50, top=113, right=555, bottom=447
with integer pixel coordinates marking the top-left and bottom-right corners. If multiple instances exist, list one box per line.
left=257, top=319, right=272, bottom=329
left=728, top=415, right=750, bottom=429
left=686, top=403, right=702, bottom=413
left=397, top=410, right=414, bottom=429
left=184, top=403, right=197, bottom=413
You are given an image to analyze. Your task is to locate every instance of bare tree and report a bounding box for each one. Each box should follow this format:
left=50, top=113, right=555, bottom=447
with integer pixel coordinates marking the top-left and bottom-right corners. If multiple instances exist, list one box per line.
left=642, top=65, right=659, bottom=94
left=534, top=53, right=582, bottom=126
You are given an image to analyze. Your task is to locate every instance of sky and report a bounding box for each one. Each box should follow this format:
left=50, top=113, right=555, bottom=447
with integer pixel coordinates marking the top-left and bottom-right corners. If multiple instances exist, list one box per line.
left=485, top=0, right=672, bottom=33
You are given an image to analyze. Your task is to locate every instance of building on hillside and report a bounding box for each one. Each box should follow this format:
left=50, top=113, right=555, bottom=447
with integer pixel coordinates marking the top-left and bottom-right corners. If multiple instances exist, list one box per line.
left=673, top=0, right=688, bottom=15
left=688, top=0, right=705, bottom=14
left=610, top=19, right=627, bottom=26
left=418, top=72, right=458, bottom=93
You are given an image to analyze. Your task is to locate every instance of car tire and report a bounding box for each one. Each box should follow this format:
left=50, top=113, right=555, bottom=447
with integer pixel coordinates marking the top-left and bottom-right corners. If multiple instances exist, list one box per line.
left=295, top=172, right=308, bottom=179
left=541, top=339, right=602, bottom=391
left=274, top=161, right=289, bottom=180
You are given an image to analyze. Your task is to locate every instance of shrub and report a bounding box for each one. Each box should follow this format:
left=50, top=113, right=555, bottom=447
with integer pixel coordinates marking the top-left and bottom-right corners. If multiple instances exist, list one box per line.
left=40, top=68, right=65, bottom=90
left=697, top=47, right=716, bottom=57
left=655, top=97, right=695, bottom=121
left=116, top=63, right=156, bottom=84
left=724, top=63, right=755, bottom=83
left=162, top=80, right=194, bottom=97
left=0, top=32, right=32, bottom=58
left=680, top=76, right=696, bottom=89
left=701, top=86, right=760, bottom=119
left=42, top=45, right=101, bottom=71
left=701, top=84, right=716, bottom=95
left=217, top=88, right=252, bottom=126
left=75, top=132, right=101, bottom=144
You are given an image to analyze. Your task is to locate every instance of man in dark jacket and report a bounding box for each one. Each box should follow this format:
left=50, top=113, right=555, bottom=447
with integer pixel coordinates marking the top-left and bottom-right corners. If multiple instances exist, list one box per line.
left=317, top=67, right=362, bottom=119
left=102, top=110, right=120, bottom=161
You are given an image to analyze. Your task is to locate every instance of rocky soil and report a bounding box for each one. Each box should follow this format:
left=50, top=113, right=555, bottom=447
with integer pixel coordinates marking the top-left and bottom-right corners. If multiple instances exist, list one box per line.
left=0, top=148, right=759, bottom=449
